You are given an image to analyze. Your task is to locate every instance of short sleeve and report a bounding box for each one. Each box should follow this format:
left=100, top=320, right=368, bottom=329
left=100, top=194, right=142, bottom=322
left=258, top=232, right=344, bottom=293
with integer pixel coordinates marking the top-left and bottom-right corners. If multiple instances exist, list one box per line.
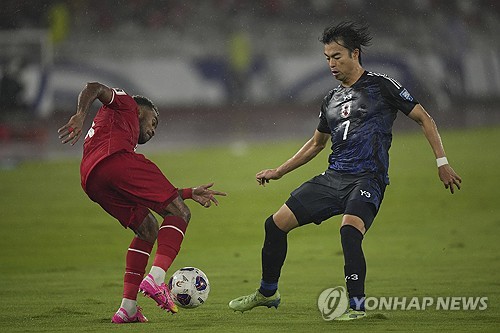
left=379, top=77, right=419, bottom=115
left=106, top=88, right=137, bottom=112
left=317, top=93, right=332, bottom=133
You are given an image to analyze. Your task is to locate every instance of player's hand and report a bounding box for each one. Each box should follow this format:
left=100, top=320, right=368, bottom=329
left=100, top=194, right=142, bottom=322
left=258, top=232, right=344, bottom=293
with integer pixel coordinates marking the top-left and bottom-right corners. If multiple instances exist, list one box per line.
left=438, top=164, right=462, bottom=194
left=256, top=168, right=282, bottom=186
left=192, top=183, right=226, bottom=208
left=58, top=113, right=85, bottom=145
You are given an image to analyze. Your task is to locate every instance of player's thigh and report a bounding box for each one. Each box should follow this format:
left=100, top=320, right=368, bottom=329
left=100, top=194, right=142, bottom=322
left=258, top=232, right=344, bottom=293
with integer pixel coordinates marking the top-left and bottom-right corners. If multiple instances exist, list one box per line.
left=106, top=152, right=179, bottom=213
left=286, top=176, right=343, bottom=226
left=344, top=176, right=386, bottom=231
left=86, top=152, right=177, bottom=230
left=86, top=170, right=150, bottom=231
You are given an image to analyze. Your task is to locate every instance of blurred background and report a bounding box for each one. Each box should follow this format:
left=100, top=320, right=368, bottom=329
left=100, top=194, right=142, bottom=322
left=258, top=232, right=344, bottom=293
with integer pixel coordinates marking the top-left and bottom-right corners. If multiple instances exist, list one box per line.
left=0, top=0, right=499, bottom=166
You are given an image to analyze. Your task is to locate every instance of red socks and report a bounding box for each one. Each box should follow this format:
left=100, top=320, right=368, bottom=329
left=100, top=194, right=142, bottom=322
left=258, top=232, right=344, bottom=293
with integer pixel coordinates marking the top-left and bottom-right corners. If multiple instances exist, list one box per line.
left=153, top=216, right=188, bottom=271
left=122, top=216, right=187, bottom=300
left=123, top=237, right=153, bottom=300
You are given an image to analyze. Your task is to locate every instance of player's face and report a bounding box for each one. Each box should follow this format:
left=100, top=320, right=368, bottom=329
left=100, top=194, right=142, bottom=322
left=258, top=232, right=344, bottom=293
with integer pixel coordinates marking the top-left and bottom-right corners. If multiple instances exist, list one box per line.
left=138, top=107, right=158, bottom=144
left=324, top=41, right=360, bottom=85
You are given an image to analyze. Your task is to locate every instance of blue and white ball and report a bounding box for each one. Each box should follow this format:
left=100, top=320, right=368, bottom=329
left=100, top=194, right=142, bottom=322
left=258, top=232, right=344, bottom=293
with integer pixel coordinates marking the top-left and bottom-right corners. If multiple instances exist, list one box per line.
left=168, top=267, right=210, bottom=308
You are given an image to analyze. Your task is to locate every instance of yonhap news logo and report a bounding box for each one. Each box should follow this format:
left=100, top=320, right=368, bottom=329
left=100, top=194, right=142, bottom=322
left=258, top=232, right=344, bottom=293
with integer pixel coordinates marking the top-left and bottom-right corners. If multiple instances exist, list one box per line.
left=317, top=286, right=349, bottom=320
left=318, top=286, right=488, bottom=321
left=361, top=296, right=488, bottom=311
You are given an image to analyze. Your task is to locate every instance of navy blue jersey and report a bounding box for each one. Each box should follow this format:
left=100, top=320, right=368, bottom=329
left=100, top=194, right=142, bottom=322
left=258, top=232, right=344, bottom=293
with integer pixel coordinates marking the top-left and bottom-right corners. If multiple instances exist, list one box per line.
left=317, top=71, right=418, bottom=184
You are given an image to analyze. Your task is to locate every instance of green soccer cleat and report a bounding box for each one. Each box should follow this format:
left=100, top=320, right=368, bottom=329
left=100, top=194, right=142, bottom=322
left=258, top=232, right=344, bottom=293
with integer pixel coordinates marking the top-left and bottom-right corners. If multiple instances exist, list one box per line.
left=333, top=308, right=366, bottom=321
left=229, top=289, right=281, bottom=312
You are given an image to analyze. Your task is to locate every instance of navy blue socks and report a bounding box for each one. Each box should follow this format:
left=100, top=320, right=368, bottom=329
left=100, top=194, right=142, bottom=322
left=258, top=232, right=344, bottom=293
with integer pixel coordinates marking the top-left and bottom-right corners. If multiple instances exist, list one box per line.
left=259, top=215, right=287, bottom=297
left=340, top=224, right=366, bottom=311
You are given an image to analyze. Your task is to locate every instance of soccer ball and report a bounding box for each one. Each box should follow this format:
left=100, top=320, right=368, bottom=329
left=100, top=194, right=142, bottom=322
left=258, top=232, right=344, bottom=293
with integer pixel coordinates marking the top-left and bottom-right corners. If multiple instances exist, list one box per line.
left=168, top=267, right=210, bottom=308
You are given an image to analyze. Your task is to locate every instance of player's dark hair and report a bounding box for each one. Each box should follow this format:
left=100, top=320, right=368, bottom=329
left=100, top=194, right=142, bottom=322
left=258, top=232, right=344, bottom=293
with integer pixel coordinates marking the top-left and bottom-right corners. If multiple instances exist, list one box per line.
left=320, top=21, right=372, bottom=65
left=133, top=95, right=159, bottom=117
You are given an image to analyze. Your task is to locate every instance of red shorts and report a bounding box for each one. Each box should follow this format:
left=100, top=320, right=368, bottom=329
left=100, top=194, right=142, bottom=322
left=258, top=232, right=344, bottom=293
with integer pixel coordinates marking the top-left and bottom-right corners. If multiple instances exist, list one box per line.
left=84, top=152, right=178, bottom=230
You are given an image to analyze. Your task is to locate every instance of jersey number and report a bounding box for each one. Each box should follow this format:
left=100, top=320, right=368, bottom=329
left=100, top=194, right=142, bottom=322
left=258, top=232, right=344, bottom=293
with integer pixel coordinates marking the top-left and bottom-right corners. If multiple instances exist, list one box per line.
left=341, top=120, right=350, bottom=140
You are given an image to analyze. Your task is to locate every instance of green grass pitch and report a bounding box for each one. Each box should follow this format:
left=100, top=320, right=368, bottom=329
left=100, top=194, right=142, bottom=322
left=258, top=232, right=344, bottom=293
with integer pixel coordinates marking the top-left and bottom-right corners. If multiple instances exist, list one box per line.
left=0, top=127, right=499, bottom=332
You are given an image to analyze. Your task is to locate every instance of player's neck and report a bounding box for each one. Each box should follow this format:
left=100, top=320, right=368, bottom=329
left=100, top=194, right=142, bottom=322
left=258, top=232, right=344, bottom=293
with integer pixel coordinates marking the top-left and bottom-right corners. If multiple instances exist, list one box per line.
left=341, top=67, right=365, bottom=87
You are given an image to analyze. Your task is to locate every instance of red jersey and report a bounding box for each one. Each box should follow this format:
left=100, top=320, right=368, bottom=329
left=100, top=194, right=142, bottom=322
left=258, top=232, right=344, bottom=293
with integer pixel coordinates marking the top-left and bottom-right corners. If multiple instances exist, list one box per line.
left=80, top=88, right=140, bottom=190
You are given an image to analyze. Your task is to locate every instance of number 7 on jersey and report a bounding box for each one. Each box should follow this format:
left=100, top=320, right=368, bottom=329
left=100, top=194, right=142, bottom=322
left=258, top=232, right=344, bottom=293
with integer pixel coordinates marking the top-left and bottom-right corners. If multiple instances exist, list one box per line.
left=341, top=120, right=350, bottom=140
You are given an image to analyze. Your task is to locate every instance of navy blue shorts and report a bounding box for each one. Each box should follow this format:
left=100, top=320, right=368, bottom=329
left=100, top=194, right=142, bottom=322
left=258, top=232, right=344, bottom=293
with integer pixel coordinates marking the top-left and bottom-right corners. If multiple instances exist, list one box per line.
left=285, top=169, right=386, bottom=230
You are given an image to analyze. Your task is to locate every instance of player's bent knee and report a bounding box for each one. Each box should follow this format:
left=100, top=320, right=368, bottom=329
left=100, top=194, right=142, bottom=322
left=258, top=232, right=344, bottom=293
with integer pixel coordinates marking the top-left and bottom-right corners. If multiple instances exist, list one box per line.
left=272, top=204, right=299, bottom=233
left=181, top=208, right=191, bottom=224
left=161, top=197, right=191, bottom=223
left=341, top=215, right=366, bottom=235
left=173, top=201, right=191, bottom=224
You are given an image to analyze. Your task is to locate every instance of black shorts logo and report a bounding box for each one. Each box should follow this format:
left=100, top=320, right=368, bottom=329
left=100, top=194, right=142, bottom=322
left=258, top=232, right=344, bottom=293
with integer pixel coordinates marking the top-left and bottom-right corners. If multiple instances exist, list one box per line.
left=359, top=189, right=371, bottom=198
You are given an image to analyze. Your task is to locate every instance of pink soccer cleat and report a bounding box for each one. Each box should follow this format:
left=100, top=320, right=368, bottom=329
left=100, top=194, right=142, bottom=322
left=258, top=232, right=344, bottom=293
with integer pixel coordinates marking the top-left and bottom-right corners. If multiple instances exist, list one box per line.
left=111, top=306, right=148, bottom=324
left=139, top=274, right=178, bottom=314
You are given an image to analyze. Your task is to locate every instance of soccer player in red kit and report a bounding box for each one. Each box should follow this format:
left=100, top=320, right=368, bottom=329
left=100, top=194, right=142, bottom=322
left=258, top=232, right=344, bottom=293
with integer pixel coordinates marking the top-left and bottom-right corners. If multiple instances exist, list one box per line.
left=58, top=82, right=226, bottom=324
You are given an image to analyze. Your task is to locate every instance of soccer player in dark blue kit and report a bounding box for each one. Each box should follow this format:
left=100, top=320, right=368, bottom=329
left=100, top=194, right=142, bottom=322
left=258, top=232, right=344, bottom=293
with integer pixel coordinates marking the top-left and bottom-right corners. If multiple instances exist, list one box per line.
left=229, top=21, right=462, bottom=320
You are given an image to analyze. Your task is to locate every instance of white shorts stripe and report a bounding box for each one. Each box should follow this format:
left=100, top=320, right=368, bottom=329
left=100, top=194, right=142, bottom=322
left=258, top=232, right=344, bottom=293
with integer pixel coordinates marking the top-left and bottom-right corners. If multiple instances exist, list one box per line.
left=128, top=248, right=151, bottom=256
left=159, top=225, right=185, bottom=238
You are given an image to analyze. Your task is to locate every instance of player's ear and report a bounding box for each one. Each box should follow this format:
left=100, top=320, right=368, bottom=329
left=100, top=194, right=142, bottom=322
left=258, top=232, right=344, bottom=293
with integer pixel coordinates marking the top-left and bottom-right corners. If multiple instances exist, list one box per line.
left=137, top=106, right=145, bottom=119
left=352, top=48, right=360, bottom=60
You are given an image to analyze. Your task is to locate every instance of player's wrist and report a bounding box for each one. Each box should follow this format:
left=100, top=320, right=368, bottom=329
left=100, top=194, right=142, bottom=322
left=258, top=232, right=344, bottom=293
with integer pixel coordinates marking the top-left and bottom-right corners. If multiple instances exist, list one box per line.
left=275, top=167, right=286, bottom=178
left=436, top=157, right=448, bottom=168
left=181, top=188, right=193, bottom=200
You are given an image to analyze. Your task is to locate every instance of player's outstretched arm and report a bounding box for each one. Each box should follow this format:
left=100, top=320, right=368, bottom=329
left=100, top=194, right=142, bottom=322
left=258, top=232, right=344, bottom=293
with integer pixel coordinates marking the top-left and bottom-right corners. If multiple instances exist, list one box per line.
left=58, top=82, right=113, bottom=145
left=408, top=104, right=462, bottom=194
left=181, top=183, right=227, bottom=208
left=256, top=130, right=330, bottom=186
